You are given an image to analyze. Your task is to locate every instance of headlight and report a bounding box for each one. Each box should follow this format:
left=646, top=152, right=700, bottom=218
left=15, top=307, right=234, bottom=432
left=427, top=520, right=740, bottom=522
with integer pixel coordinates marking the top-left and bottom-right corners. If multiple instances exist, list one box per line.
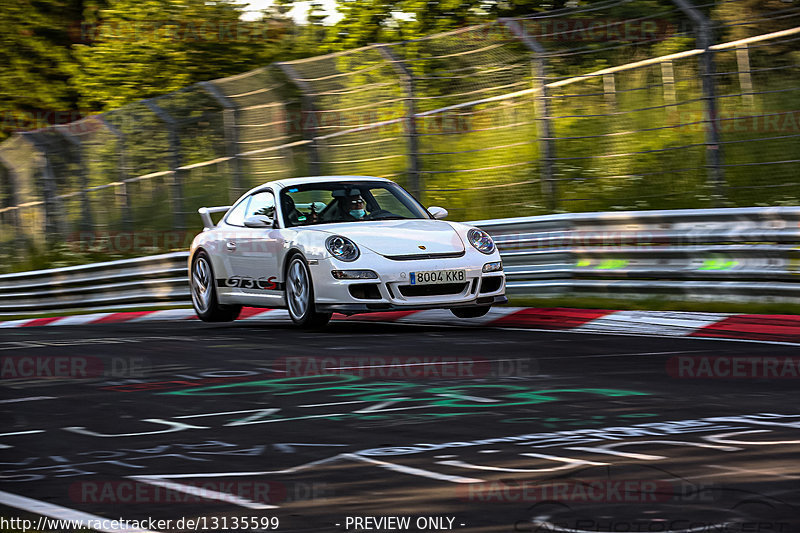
left=468, top=229, right=495, bottom=254
left=326, top=235, right=360, bottom=262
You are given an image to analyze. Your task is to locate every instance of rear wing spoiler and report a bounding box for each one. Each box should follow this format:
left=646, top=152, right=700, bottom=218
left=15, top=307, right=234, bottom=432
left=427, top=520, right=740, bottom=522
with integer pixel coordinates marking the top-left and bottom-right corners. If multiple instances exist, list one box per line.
left=198, top=206, right=232, bottom=230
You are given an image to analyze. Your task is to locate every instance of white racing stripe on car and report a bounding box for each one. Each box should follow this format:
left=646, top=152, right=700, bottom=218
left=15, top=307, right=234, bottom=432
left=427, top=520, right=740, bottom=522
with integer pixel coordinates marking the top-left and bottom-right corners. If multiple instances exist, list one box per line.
left=49, top=313, right=113, bottom=326
left=241, top=309, right=290, bottom=321
left=395, top=307, right=522, bottom=326
left=128, top=309, right=197, bottom=322
left=572, top=310, right=732, bottom=337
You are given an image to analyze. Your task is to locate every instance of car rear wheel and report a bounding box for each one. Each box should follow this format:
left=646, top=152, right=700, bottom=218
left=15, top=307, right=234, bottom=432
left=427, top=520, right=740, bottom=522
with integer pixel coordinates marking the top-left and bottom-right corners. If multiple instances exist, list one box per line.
left=286, top=255, right=332, bottom=328
left=451, top=306, right=491, bottom=319
left=191, top=251, right=242, bottom=322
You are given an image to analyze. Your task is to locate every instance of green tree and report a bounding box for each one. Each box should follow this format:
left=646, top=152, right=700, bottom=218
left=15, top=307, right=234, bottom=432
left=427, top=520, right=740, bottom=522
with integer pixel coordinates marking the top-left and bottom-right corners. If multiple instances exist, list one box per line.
left=313, top=0, right=679, bottom=51
left=0, top=0, right=95, bottom=140
left=71, top=0, right=293, bottom=111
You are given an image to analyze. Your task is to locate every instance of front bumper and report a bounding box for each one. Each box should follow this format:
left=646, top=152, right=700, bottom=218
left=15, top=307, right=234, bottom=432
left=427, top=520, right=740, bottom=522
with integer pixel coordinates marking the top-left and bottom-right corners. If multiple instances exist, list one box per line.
left=310, top=250, right=506, bottom=315
left=317, top=295, right=508, bottom=315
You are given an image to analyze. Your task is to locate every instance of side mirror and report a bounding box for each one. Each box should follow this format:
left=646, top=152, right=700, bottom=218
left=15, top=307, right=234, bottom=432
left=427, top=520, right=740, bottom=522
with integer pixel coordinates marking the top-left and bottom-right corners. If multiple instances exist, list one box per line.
left=243, top=215, right=272, bottom=228
left=428, top=206, right=448, bottom=220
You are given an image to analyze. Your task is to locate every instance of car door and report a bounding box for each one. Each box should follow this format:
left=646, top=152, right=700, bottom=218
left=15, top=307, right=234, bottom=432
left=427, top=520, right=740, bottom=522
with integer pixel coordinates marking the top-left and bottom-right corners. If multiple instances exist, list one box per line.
left=212, top=195, right=250, bottom=302
left=225, top=190, right=284, bottom=306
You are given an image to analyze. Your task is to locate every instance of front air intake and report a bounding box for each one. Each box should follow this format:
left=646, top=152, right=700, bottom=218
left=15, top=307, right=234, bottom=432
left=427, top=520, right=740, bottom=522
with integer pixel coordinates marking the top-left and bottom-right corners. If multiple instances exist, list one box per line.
left=398, top=283, right=468, bottom=297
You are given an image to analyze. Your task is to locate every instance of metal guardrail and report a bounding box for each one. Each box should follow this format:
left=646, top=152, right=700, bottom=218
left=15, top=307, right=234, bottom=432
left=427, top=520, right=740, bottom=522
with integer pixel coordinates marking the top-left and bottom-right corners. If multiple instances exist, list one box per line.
left=0, top=252, right=189, bottom=315
left=480, top=206, right=800, bottom=302
left=0, top=207, right=798, bottom=316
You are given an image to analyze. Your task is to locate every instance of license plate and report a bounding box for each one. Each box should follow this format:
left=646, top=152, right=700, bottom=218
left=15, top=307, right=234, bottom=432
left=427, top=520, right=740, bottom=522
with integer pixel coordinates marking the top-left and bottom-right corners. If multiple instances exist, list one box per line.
left=409, top=269, right=466, bottom=285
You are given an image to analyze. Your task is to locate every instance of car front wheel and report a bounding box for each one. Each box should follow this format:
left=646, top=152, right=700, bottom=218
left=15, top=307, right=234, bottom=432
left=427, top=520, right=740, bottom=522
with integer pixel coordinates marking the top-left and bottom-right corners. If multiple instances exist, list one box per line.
left=191, top=251, right=242, bottom=322
left=286, top=255, right=332, bottom=328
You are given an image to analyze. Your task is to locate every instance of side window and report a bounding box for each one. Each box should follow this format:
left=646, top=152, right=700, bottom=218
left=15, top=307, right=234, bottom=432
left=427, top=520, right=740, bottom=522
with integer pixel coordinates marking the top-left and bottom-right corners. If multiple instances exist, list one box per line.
left=225, top=197, right=251, bottom=227
left=370, top=187, right=407, bottom=214
left=246, top=191, right=276, bottom=219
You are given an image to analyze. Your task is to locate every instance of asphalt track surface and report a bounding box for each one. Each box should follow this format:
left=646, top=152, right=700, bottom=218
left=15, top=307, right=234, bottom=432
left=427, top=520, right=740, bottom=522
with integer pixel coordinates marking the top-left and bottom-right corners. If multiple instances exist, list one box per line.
left=1, top=318, right=799, bottom=533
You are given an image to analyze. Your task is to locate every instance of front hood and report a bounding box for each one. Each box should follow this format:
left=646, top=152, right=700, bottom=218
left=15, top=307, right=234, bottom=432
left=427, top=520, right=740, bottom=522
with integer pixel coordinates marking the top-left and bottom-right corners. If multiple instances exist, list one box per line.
left=314, top=220, right=465, bottom=256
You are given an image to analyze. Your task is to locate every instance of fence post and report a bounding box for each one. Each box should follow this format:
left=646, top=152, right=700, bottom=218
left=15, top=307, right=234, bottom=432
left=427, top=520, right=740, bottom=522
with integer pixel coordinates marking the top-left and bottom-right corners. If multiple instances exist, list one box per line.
left=0, top=153, right=22, bottom=255
left=98, top=115, right=133, bottom=230
left=21, top=131, right=64, bottom=244
left=0, top=150, right=20, bottom=216
left=660, top=60, right=677, bottom=105
left=198, top=81, right=245, bottom=202
left=144, top=98, right=185, bottom=230
left=276, top=62, right=322, bottom=175
left=377, top=44, right=422, bottom=200
left=673, top=0, right=726, bottom=206
left=500, top=18, right=557, bottom=212
left=55, top=126, right=93, bottom=232
left=603, top=73, right=617, bottom=109
left=736, top=44, right=755, bottom=108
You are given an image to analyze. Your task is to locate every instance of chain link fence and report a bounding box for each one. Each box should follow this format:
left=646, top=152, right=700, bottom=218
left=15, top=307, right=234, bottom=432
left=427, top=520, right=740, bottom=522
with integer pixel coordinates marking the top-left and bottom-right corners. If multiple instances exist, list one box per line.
left=0, top=0, right=798, bottom=272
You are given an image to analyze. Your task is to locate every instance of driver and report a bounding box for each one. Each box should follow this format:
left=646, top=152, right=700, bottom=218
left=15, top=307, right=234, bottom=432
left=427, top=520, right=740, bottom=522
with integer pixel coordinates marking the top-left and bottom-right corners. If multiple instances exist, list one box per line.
left=343, top=194, right=366, bottom=220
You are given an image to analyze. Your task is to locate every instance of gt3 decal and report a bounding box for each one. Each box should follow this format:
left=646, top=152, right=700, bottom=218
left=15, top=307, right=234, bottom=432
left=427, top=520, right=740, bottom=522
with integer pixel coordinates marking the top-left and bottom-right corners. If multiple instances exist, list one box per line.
left=218, top=276, right=283, bottom=291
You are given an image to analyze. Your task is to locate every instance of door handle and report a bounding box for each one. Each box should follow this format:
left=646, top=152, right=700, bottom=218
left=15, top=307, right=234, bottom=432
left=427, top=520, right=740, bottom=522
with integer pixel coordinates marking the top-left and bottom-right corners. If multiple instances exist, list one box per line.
left=226, top=241, right=236, bottom=251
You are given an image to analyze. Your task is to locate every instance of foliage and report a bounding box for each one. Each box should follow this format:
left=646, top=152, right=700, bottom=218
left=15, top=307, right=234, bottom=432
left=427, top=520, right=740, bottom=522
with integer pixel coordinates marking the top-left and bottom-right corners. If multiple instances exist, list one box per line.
left=292, top=0, right=679, bottom=52
left=70, top=0, right=293, bottom=111
left=0, top=0, right=92, bottom=141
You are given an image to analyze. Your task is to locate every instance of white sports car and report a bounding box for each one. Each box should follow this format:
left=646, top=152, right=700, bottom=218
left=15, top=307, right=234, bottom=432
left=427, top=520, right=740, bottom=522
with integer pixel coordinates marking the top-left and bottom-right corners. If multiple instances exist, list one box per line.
left=188, top=176, right=506, bottom=327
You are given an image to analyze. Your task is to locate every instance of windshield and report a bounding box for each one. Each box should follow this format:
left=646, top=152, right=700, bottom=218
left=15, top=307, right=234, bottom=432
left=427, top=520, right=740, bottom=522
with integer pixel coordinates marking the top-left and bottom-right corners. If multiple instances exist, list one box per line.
left=280, top=181, right=430, bottom=228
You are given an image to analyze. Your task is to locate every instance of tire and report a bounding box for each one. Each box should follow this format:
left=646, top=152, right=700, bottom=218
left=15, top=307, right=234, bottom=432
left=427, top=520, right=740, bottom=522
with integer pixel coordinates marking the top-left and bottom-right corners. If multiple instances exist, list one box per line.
left=285, top=255, right=332, bottom=328
left=451, top=306, right=491, bottom=319
left=190, top=251, right=242, bottom=322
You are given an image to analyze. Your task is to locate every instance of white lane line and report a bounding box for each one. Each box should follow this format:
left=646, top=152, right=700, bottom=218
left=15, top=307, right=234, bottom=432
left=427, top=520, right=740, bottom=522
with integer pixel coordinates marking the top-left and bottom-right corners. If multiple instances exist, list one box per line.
left=559, top=349, right=710, bottom=360
left=706, top=464, right=800, bottom=480
left=0, top=396, right=55, bottom=404
left=353, top=399, right=409, bottom=413
left=437, top=454, right=608, bottom=474
left=49, top=313, right=112, bottom=326
left=352, top=404, right=433, bottom=415
left=436, top=393, right=499, bottom=403
left=566, top=446, right=663, bottom=461
left=0, top=489, right=160, bottom=533
left=129, top=478, right=277, bottom=510
left=133, top=454, right=348, bottom=480
left=573, top=310, right=730, bottom=337
left=0, top=430, right=45, bottom=436
left=298, top=400, right=369, bottom=408
left=344, top=453, right=483, bottom=483
left=173, top=408, right=279, bottom=419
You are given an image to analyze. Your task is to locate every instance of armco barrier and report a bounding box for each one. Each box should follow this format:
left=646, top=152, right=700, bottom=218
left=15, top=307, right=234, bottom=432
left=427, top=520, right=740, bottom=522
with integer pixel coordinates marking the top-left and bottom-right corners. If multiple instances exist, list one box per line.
left=0, top=207, right=798, bottom=316
left=481, top=206, right=800, bottom=302
left=0, top=252, right=189, bottom=314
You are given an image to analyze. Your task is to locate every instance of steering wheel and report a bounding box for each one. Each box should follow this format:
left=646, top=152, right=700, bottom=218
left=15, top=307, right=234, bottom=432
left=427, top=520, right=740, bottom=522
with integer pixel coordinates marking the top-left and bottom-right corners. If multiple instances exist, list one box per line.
left=367, top=209, right=397, bottom=220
